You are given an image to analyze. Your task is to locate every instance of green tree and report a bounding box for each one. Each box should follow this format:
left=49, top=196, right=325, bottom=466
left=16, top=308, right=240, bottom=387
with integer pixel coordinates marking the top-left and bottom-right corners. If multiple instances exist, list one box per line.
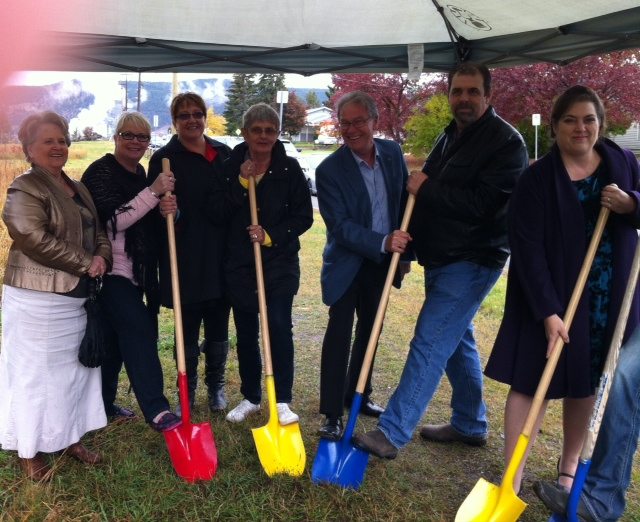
left=206, top=107, right=227, bottom=136
left=404, top=94, right=451, bottom=156
left=283, top=91, right=307, bottom=136
left=255, top=74, right=286, bottom=107
left=324, top=85, right=336, bottom=107
left=516, top=120, right=552, bottom=159
left=82, top=126, right=96, bottom=141
left=306, top=91, right=321, bottom=108
left=223, top=73, right=258, bottom=134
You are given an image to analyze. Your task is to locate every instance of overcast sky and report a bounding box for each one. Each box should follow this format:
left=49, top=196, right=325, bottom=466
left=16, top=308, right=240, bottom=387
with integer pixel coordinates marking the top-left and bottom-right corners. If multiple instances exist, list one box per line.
left=8, top=71, right=332, bottom=89
left=7, top=71, right=332, bottom=136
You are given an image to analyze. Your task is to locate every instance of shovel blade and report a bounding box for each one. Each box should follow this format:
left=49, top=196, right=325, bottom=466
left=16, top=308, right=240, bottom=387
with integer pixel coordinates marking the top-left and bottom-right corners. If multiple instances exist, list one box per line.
left=455, top=478, right=526, bottom=522
left=252, top=421, right=306, bottom=477
left=311, top=437, right=369, bottom=489
left=163, top=421, right=218, bottom=482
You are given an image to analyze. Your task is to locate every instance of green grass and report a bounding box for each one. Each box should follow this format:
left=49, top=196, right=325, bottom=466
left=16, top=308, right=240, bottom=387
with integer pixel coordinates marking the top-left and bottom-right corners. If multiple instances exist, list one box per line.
left=1, top=150, right=639, bottom=521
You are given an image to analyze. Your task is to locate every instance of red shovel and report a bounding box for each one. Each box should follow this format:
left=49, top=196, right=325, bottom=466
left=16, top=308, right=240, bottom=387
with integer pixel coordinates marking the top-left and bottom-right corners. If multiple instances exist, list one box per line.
left=161, top=158, right=218, bottom=482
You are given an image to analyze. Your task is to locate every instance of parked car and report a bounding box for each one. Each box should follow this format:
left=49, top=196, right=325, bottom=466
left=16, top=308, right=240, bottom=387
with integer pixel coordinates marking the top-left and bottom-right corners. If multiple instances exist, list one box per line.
left=280, top=139, right=315, bottom=195
left=314, top=135, right=338, bottom=146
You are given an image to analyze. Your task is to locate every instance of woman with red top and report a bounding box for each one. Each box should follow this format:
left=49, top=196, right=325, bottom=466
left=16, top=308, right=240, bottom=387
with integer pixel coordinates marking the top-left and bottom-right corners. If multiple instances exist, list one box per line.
left=148, top=93, right=232, bottom=413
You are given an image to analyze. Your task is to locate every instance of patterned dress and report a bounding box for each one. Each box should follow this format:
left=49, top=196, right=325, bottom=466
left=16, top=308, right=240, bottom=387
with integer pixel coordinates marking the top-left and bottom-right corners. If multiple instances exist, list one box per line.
left=573, top=162, right=612, bottom=388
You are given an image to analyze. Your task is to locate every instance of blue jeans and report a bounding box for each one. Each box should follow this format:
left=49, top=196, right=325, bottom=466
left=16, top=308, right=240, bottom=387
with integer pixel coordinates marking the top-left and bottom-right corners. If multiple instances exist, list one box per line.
left=100, top=275, right=171, bottom=422
left=581, top=325, right=640, bottom=521
left=378, top=261, right=501, bottom=448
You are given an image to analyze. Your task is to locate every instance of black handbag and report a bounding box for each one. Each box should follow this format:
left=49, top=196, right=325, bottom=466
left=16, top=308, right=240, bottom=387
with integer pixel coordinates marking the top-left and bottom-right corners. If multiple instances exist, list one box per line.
left=78, top=277, right=106, bottom=368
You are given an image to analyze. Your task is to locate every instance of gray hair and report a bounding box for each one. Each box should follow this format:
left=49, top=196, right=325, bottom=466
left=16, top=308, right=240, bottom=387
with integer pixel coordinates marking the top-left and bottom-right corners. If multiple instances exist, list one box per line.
left=18, top=111, right=71, bottom=163
left=242, top=103, right=280, bottom=130
left=336, top=91, right=379, bottom=121
left=115, top=111, right=151, bottom=136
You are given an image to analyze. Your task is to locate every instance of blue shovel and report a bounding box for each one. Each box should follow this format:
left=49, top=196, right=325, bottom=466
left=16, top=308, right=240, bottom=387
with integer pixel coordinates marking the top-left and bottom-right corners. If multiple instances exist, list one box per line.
left=550, top=238, right=640, bottom=522
left=311, top=194, right=415, bottom=489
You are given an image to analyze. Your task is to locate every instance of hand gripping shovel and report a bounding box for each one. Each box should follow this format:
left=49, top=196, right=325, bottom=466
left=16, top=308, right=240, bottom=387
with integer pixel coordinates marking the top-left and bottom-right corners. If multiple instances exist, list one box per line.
left=161, top=158, right=218, bottom=482
left=549, top=236, right=640, bottom=522
left=456, top=206, right=610, bottom=522
left=248, top=175, right=306, bottom=477
left=311, top=193, right=416, bottom=490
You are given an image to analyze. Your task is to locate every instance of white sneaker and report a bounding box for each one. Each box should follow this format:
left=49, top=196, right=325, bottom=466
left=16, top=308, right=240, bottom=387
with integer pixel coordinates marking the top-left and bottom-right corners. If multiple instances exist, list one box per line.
left=226, top=399, right=260, bottom=423
left=276, top=403, right=299, bottom=425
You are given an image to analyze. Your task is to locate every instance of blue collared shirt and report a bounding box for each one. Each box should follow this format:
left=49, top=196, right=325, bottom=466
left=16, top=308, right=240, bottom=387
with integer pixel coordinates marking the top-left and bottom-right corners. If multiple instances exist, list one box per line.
left=350, top=146, right=391, bottom=252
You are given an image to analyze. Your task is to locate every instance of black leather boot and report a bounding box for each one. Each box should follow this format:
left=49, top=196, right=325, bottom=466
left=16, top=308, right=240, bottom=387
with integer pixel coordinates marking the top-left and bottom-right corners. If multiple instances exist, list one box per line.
left=203, top=339, right=229, bottom=412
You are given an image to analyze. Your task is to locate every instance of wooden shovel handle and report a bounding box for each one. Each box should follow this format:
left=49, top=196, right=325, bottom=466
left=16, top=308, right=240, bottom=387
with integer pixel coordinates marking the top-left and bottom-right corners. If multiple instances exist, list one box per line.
left=581, top=238, right=640, bottom=459
left=248, top=175, right=274, bottom=376
left=162, top=158, right=187, bottom=376
left=522, top=206, right=610, bottom=436
left=355, top=194, right=416, bottom=393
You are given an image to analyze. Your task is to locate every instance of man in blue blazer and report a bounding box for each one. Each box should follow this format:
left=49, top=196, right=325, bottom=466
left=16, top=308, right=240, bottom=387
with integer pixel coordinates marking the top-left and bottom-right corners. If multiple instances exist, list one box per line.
left=316, top=90, right=412, bottom=440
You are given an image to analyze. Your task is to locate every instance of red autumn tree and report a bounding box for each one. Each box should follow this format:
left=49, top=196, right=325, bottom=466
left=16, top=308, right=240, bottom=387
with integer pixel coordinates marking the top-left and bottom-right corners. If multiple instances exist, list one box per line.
left=329, top=73, right=447, bottom=143
left=282, top=90, right=308, bottom=136
left=490, top=50, right=640, bottom=134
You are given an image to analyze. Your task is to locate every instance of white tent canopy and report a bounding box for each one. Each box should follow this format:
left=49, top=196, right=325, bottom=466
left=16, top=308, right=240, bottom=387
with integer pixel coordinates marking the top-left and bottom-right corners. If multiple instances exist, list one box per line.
left=25, top=0, right=640, bottom=75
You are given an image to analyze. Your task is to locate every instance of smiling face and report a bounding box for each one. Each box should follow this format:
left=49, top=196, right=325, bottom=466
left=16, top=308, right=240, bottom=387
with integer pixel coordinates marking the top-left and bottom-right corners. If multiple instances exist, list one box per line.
left=27, top=123, right=69, bottom=174
left=173, top=101, right=206, bottom=141
left=553, top=101, right=600, bottom=157
left=114, top=124, right=150, bottom=167
left=241, top=120, right=279, bottom=158
left=338, top=101, right=376, bottom=159
left=448, top=72, right=490, bottom=130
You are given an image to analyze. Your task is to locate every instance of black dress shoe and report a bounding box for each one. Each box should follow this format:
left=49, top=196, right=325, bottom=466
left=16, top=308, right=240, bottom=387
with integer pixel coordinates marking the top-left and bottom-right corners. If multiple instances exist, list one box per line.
left=318, top=416, right=343, bottom=441
left=107, top=404, right=137, bottom=423
left=533, top=481, right=595, bottom=522
left=359, top=400, right=384, bottom=417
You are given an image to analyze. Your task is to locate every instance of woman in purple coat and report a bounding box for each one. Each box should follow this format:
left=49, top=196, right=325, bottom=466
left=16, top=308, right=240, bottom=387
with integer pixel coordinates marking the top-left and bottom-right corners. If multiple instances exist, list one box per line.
left=485, top=86, right=640, bottom=493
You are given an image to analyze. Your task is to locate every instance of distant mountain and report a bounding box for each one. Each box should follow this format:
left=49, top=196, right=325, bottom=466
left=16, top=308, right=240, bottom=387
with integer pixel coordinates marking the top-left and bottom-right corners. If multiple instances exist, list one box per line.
left=0, top=79, right=329, bottom=138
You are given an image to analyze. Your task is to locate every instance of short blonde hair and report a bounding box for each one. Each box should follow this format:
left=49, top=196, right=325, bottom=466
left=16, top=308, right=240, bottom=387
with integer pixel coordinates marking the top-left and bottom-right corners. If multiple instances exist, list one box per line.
left=115, top=111, right=151, bottom=136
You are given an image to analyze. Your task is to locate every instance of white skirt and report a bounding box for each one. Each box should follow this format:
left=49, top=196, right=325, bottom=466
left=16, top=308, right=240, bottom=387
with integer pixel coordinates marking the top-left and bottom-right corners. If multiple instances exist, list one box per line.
left=0, top=285, right=107, bottom=458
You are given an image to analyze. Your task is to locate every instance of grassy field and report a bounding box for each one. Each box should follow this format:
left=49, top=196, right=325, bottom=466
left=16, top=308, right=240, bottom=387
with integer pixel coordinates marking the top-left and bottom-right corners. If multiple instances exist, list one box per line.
left=0, top=142, right=638, bottom=521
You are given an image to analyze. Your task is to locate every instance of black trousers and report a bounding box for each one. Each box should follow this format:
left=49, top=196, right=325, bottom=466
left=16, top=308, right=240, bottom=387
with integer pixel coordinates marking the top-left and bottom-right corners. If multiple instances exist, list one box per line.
left=319, top=258, right=389, bottom=417
left=232, top=293, right=295, bottom=404
left=100, top=275, right=170, bottom=422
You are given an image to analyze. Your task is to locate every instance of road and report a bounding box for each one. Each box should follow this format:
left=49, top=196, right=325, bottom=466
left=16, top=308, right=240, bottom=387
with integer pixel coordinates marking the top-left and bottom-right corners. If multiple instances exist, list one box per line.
left=304, top=151, right=331, bottom=210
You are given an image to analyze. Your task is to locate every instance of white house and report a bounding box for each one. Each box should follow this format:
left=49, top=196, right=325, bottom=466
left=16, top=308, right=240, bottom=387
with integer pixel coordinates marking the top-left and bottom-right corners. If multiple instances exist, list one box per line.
left=294, top=106, right=334, bottom=143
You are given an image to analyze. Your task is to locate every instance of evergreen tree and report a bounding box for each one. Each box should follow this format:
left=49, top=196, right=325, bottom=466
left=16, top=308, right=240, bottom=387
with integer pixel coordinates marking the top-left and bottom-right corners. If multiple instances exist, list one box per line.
left=305, top=91, right=321, bottom=108
left=255, top=74, right=286, bottom=107
left=223, top=73, right=258, bottom=134
left=324, top=85, right=337, bottom=108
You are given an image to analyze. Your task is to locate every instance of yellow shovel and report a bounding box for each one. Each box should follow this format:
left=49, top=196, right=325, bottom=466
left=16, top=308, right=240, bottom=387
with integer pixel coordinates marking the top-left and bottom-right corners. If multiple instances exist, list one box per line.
left=456, top=206, right=610, bottom=522
left=248, top=175, right=306, bottom=477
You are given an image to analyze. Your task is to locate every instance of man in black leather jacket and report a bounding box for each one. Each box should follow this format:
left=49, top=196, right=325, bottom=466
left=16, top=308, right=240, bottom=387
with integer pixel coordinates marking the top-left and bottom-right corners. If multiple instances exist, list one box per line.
left=354, top=62, right=529, bottom=459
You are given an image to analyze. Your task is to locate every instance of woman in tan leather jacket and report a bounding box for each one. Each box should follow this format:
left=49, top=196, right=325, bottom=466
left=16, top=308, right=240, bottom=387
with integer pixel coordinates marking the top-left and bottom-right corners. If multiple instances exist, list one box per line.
left=0, top=111, right=112, bottom=481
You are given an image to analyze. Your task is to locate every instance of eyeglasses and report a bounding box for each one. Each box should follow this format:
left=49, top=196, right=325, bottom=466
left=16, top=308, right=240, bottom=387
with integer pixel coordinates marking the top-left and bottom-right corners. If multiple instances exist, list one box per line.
left=339, top=117, right=372, bottom=130
left=248, top=126, right=279, bottom=137
left=176, top=111, right=206, bottom=121
left=118, top=131, right=151, bottom=142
